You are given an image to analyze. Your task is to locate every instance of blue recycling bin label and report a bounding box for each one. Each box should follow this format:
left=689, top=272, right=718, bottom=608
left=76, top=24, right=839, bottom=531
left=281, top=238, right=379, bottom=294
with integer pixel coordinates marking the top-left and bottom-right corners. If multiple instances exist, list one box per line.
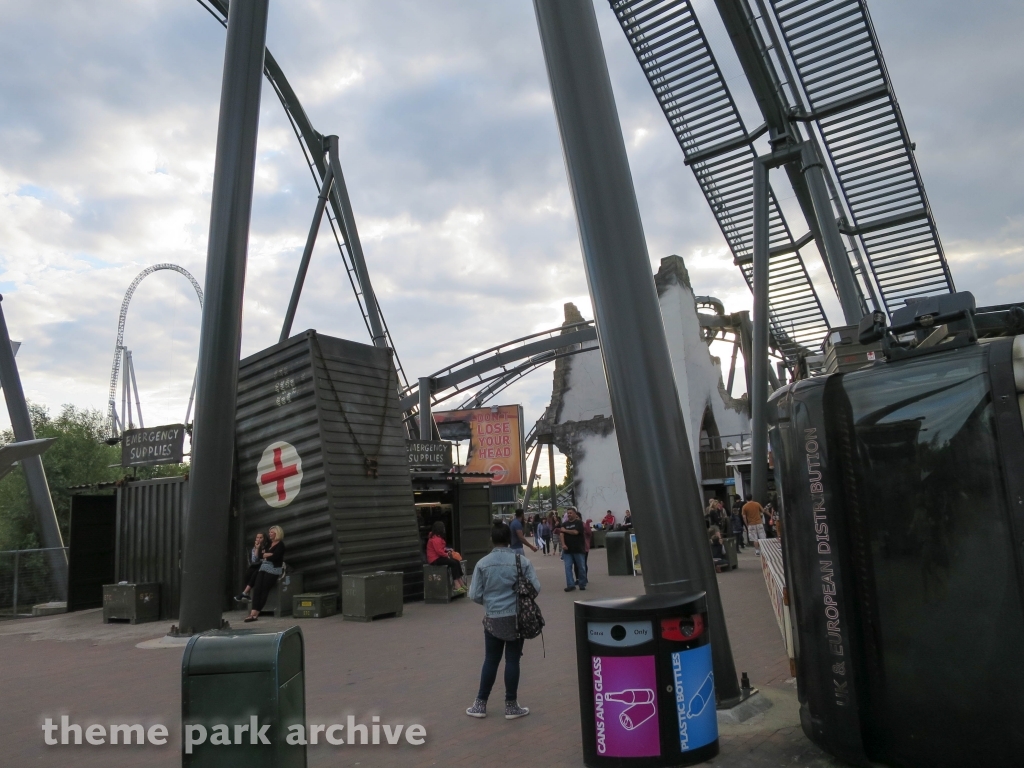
left=670, top=644, right=718, bottom=751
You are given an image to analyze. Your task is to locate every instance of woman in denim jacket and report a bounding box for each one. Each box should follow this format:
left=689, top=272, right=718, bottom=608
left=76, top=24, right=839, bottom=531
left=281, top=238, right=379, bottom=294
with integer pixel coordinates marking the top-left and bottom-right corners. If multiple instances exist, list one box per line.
left=466, top=521, right=541, bottom=720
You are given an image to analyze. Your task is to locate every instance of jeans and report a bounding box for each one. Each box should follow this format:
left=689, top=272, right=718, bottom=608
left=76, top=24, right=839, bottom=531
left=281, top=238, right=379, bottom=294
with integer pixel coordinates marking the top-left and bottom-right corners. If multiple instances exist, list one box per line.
left=477, top=630, right=524, bottom=702
left=562, top=551, right=588, bottom=588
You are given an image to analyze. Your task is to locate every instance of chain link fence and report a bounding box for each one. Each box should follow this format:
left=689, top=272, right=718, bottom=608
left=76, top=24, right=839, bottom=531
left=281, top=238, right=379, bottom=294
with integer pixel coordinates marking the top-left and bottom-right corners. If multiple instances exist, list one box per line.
left=0, top=547, right=69, bottom=618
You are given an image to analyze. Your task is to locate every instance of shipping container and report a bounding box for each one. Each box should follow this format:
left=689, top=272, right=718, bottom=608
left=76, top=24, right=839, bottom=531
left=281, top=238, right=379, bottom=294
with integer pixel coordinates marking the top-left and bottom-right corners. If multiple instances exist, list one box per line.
left=115, top=475, right=188, bottom=620
left=235, top=331, right=424, bottom=602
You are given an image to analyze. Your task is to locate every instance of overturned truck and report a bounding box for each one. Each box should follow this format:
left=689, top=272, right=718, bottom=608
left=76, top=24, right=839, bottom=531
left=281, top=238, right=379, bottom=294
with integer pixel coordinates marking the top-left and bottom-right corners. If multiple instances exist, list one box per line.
left=769, top=293, right=1024, bottom=767
left=235, top=331, right=424, bottom=602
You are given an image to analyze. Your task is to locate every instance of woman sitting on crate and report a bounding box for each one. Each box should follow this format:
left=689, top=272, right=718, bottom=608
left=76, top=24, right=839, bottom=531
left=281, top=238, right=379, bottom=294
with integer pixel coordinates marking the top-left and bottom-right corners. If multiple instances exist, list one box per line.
left=426, top=521, right=467, bottom=594
left=235, top=531, right=267, bottom=603
left=243, top=525, right=286, bottom=622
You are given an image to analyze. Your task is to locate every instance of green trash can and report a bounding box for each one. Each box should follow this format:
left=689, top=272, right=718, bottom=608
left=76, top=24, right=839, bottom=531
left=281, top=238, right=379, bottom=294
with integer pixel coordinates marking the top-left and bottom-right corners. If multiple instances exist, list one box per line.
left=605, top=532, right=635, bottom=576
left=181, top=627, right=306, bottom=767
left=592, top=529, right=607, bottom=549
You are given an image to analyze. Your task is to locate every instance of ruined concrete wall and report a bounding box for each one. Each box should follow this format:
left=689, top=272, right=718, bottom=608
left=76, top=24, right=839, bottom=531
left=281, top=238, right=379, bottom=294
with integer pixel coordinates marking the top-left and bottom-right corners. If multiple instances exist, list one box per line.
left=543, top=255, right=748, bottom=522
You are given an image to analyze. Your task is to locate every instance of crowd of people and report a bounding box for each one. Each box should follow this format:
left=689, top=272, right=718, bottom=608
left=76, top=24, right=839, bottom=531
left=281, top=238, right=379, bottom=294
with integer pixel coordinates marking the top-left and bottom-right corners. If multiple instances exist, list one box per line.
left=704, top=495, right=780, bottom=558
left=233, top=499, right=778, bottom=720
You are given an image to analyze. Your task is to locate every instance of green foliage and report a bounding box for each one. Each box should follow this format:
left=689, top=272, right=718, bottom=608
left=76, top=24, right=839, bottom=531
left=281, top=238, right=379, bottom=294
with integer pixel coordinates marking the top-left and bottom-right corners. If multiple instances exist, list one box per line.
left=0, top=404, right=186, bottom=550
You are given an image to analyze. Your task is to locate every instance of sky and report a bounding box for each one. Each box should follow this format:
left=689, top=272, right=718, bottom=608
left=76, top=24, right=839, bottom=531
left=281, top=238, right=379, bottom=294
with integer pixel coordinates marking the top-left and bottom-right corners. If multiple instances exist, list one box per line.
left=0, top=0, right=1021, bottom=485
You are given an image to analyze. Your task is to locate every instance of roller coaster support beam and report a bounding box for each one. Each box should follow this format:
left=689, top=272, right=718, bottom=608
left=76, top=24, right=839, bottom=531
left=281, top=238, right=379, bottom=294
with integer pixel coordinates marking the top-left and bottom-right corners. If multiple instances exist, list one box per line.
left=752, top=145, right=802, bottom=506
left=280, top=163, right=334, bottom=342
left=534, top=0, right=741, bottom=703
left=178, top=0, right=269, bottom=635
left=327, top=136, right=386, bottom=347
left=0, top=296, right=66, bottom=600
left=801, top=143, right=864, bottom=324
left=418, top=377, right=433, bottom=441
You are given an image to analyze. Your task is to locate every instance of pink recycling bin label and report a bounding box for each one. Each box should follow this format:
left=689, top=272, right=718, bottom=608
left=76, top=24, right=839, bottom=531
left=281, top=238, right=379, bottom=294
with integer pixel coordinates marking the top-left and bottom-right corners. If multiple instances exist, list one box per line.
left=592, top=655, right=660, bottom=757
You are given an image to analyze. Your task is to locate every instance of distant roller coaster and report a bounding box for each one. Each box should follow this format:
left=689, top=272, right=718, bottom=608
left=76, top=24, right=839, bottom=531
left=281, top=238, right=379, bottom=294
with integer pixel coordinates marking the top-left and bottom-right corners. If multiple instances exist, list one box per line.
left=106, top=264, right=204, bottom=438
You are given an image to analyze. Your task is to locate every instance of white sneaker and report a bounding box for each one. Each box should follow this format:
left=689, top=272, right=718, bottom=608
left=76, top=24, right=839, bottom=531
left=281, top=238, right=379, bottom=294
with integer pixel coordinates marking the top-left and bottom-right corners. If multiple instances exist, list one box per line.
left=505, top=700, right=530, bottom=719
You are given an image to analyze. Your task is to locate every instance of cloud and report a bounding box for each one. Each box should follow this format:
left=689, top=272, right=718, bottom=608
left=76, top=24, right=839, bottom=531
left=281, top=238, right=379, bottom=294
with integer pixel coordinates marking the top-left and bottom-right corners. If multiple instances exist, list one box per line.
left=0, top=0, right=1020, bottom=450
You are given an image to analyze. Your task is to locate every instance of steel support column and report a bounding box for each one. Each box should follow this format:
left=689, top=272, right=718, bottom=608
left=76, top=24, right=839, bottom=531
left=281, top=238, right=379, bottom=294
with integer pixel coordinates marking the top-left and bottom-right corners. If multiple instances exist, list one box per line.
left=801, top=144, right=863, bottom=325
left=326, top=136, right=386, bottom=347
left=418, top=377, right=433, bottom=441
left=0, top=297, right=66, bottom=600
left=751, top=159, right=771, bottom=506
left=280, top=163, right=334, bottom=343
left=522, top=444, right=543, bottom=510
left=177, top=0, right=270, bottom=635
left=547, top=437, right=558, bottom=513
left=534, top=0, right=740, bottom=703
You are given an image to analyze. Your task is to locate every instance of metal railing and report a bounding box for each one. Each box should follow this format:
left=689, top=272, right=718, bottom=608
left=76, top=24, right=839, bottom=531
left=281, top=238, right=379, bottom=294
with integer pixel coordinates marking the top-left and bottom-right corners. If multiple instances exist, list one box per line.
left=0, top=547, right=69, bottom=618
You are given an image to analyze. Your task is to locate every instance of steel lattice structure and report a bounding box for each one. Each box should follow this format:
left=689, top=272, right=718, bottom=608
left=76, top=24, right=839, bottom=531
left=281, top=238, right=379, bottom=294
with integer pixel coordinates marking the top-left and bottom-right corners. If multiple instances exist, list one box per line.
left=608, top=0, right=954, bottom=359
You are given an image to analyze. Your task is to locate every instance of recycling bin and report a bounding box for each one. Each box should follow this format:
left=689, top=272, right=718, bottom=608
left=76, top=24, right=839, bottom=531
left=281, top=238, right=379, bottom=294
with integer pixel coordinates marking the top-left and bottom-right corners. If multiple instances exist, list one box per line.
left=182, top=627, right=306, bottom=767
left=575, top=593, right=717, bottom=767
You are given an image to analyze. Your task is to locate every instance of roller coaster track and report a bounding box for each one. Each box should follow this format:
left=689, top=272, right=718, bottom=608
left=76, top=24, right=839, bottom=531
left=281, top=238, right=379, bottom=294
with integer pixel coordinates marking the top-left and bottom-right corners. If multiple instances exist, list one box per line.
left=106, top=264, right=203, bottom=437
left=608, top=0, right=953, bottom=343
left=196, top=0, right=409, bottom=390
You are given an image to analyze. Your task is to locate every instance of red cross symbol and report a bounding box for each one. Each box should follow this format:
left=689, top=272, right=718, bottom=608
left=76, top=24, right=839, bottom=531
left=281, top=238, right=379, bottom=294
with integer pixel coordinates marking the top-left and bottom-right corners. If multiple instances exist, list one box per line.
left=260, top=447, right=299, bottom=502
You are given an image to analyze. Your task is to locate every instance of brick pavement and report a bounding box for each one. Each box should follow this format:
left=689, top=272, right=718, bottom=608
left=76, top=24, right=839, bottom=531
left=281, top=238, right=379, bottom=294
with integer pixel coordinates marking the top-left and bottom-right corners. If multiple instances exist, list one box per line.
left=0, top=546, right=843, bottom=767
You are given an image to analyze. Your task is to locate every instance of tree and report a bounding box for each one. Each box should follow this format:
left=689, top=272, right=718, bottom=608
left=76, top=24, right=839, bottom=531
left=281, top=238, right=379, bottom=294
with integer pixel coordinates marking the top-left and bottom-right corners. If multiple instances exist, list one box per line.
left=0, top=404, right=186, bottom=550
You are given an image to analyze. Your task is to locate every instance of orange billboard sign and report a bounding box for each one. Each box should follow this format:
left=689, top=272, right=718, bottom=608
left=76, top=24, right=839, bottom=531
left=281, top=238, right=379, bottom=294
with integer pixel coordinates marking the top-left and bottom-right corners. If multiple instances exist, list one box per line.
left=433, top=405, right=524, bottom=485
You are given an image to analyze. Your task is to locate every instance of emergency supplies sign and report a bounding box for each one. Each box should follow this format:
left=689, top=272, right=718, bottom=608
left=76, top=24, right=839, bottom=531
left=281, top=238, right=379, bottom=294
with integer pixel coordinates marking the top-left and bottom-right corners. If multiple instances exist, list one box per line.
left=121, top=424, right=186, bottom=467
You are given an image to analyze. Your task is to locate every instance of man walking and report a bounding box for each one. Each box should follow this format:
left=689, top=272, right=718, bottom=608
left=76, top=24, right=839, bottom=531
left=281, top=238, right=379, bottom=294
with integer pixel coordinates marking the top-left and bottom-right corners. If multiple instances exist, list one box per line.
left=742, top=496, right=766, bottom=555
left=510, top=508, right=538, bottom=555
left=560, top=507, right=588, bottom=591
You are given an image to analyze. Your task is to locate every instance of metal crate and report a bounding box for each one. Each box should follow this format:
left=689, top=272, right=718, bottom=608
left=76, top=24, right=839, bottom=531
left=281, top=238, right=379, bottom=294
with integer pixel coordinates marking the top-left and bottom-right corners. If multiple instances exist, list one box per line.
left=341, top=571, right=403, bottom=621
left=292, top=592, right=338, bottom=619
left=103, top=582, right=160, bottom=624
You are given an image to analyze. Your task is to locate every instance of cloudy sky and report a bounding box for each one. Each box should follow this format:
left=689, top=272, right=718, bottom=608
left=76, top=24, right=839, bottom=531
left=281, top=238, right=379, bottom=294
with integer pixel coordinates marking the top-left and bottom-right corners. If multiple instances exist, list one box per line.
left=0, top=0, right=1021, bottom=482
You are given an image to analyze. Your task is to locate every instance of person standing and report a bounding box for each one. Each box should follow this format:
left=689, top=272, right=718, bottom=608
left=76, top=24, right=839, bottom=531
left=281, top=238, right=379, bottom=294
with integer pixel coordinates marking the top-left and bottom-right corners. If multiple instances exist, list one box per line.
left=510, top=508, right=538, bottom=555
left=560, top=507, right=588, bottom=592
left=536, top=517, right=549, bottom=555
left=466, top=521, right=539, bottom=720
left=549, top=513, right=562, bottom=555
left=729, top=504, right=745, bottom=551
left=583, top=518, right=593, bottom=565
left=742, top=496, right=766, bottom=556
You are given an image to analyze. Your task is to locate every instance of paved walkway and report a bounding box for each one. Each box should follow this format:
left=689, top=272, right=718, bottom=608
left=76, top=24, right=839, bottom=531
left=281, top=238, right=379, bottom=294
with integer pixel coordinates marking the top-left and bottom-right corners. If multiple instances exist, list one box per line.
left=0, top=547, right=843, bottom=767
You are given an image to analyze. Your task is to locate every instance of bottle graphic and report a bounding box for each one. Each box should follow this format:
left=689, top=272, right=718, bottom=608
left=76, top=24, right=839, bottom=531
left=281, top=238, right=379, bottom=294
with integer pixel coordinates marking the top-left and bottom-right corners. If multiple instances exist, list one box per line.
left=619, top=703, right=656, bottom=730
left=604, top=688, right=655, bottom=706
left=686, top=671, right=715, bottom=718
left=604, top=689, right=657, bottom=730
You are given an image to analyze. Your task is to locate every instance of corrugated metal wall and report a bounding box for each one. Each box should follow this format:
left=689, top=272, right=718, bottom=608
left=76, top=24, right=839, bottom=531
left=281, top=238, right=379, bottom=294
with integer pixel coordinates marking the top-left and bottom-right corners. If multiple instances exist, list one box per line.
left=236, top=332, right=424, bottom=601
left=236, top=335, right=334, bottom=589
left=456, top=484, right=494, bottom=572
left=115, top=476, right=188, bottom=620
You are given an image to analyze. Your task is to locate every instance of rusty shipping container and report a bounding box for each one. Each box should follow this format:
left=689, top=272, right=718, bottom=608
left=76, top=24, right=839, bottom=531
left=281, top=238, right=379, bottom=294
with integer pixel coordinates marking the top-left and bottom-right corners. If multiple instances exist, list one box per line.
left=235, top=331, right=423, bottom=601
left=115, top=476, right=188, bottom=620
